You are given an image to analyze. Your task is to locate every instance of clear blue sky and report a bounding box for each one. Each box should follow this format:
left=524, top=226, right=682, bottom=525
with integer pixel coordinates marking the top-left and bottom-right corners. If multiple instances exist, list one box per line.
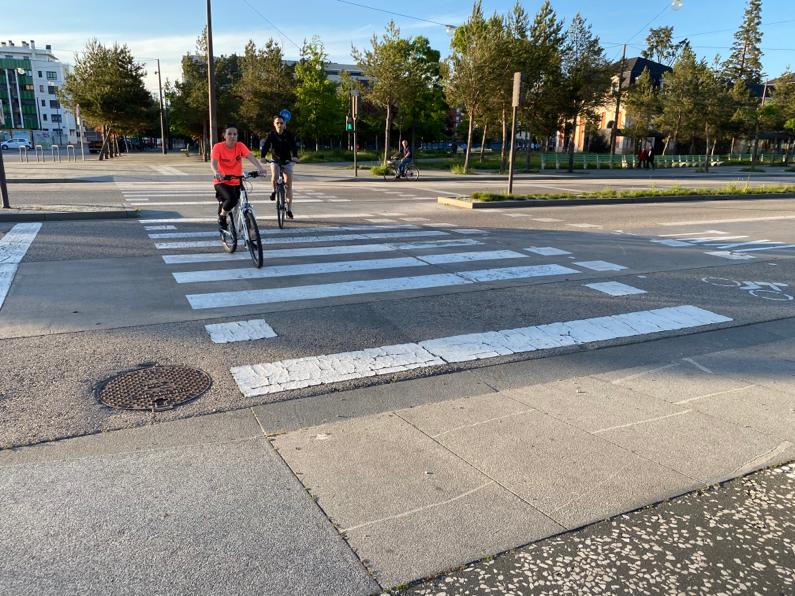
left=4, top=0, right=794, bottom=93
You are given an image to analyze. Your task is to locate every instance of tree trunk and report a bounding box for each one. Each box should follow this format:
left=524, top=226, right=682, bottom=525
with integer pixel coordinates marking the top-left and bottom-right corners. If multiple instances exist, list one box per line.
left=704, top=124, right=710, bottom=173
left=383, top=104, right=392, bottom=165
left=202, top=121, right=209, bottom=162
left=479, top=124, right=487, bottom=163
left=567, top=118, right=576, bottom=173
left=464, top=111, right=475, bottom=173
left=98, top=125, right=110, bottom=161
left=500, top=109, right=508, bottom=173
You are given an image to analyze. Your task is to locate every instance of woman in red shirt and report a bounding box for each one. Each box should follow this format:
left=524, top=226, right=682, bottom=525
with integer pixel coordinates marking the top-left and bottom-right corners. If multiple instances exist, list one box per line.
left=210, top=124, right=264, bottom=229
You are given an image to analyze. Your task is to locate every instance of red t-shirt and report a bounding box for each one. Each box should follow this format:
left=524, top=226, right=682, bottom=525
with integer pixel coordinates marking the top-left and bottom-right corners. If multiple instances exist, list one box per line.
left=211, top=141, right=251, bottom=186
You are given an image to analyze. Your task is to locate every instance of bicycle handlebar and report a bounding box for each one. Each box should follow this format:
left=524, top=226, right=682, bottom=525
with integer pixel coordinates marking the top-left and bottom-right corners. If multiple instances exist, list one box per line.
left=219, top=171, right=260, bottom=181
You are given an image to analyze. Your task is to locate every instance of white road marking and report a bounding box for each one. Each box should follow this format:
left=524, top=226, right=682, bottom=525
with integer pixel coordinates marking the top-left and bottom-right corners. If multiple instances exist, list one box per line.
left=400, top=217, right=430, bottom=222
left=451, top=229, right=489, bottom=235
left=0, top=223, right=42, bottom=309
left=161, top=239, right=484, bottom=265
left=504, top=213, right=531, bottom=217
left=231, top=306, right=732, bottom=396
left=734, top=243, right=795, bottom=253
left=144, top=225, right=177, bottom=231
left=173, top=251, right=526, bottom=284
left=139, top=213, right=376, bottom=224
left=682, top=357, right=713, bottom=374
left=366, top=219, right=397, bottom=223
left=149, top=224, right=420, bottom=239
left=138, top=199, right=325, bottom=206
left=567, top=223, right=601, bottom=228
left=186, top=264, right=578, bottom=310
left=611, top=362, right=680, bottom=384
left=652, top=239, right=692, bottom=247
left=709, top=240, right=783, bottom=250
left=525, top=246, right=571, bottom=256
left=674, top=384, right=756, bottom=405
left=704, top=251, right=756, bottom=260
left=155, top=230, right=450, bottom=250
left=205, top=319, right=277, bottom=343
left=661, top=215, right=795, bottom=226
left=531, top=218, right=563, bottom=223
left=574, top=260, right=627, bottom=272
left=585, top=282, right=646, bottom=296
left=659, top=230, right=728, bottom=237
left=150, top=165, right=187, bottom=176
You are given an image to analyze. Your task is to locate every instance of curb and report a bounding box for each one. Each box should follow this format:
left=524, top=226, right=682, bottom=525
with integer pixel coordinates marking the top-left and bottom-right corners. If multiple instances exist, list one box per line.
left=0, top=208, right=139, bottom=222
left=438, top=192, right=795, bottom=209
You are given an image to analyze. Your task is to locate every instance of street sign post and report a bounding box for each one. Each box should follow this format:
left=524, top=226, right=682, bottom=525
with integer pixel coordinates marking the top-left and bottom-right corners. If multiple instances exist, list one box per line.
left=0, top=141, right=9, bottom=209
left=76, top=105, right=86, bottom=161
left=508, top=72, right=523, bottom=195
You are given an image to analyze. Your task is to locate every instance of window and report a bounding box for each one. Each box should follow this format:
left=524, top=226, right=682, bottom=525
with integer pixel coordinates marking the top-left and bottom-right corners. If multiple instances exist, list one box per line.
left=48, top=86, right=56, bottom=95
left=41, top=99, right=46, bottom=107
left=46, top=71, right=57, bottom=80
left=37, top=71, right=42, bottom=77
left=39, top=84, right=44, bottom=92
left=51, top=114, right=62, bottom=123
left=50, top=100, right=60, bottom=109
left=42, top=114, right=47, bottom=121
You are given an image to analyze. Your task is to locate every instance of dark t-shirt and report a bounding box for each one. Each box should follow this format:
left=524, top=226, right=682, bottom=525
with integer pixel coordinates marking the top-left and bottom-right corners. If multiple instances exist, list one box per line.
left=260, top=130, right=298, bottom=163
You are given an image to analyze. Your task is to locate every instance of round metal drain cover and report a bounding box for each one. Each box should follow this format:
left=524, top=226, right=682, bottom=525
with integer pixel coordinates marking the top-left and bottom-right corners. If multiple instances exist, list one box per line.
left=97, top=365, right=212, bottom=411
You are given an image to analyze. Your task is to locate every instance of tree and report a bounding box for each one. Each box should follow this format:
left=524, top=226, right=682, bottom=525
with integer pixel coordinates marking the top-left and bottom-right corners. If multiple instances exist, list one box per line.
left=722, top=0, right=764, bottom=86
left=60, top=39, right=155, bottom=159
left=641, top=26, right=689, bottom=66
left=623, top=68, right=660, bottom=148
left=768, top=72, right=795, bottom=161
left=294, top=38, right=341, bottom=150
left=558, top=13, right=611, bottom=171
left=443, top=2, right=502, bottom=172
left=657, top=46, right=700, bottom=154
left=238, top=40, right=295, bottom=137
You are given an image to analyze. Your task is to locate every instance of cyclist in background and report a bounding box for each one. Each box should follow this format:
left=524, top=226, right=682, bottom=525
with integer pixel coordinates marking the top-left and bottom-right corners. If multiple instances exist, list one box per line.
left=397, top=139, right=412, bottom=178
left=210, top=124, right=264, bottom=230
left=260, top=115, right=299, bottom=219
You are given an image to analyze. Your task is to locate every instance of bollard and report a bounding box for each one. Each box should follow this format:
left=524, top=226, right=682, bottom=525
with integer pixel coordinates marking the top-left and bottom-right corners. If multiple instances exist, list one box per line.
left=51, top=145, right=62, bottom=163
left=19, top=146, right=29, bottom=163
left=35, top=144, right=45, bottom=163
left=66, top=145, right=76, bottom=162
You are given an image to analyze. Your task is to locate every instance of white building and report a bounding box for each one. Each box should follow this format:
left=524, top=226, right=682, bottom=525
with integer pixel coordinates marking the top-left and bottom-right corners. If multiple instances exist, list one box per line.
left=0, top=40, right=78, bottom=146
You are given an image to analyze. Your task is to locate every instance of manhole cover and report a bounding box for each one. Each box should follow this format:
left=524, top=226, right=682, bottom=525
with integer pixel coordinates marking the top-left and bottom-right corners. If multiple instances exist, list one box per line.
left=97, top=365, right=212, bottom=411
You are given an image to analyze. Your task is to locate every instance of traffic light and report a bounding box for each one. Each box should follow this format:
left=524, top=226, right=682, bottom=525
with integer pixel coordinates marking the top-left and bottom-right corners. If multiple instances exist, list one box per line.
left=345, top=114, right=353, bottom=132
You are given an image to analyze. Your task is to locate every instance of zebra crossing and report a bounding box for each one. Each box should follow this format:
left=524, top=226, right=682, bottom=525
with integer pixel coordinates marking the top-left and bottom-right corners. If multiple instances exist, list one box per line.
left=145, top=217, right=590, bottom=311
left=652, top=230, right=795, bottom=260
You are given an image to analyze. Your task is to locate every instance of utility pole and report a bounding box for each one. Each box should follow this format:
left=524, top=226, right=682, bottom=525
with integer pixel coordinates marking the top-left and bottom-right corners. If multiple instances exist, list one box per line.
left=0, top=100, right=8, bottom=208
left=352, top=90, right=360, bottom=178
left=206, top=0, right=217, bottom=160
left=610, top=44, right=627, bottom=157
left=156, top=59, right=167, bottom=155
left=508, top=72, right=523, bottom=195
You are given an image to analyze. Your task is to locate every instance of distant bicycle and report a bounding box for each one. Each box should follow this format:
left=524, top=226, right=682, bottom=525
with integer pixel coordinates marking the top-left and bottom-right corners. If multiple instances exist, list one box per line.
left=383, top=158, right=419, bottom=182
left=219, top=171, right=263, bottom=268
left=264, top=158, right=290, bottom=228
left=702, top=277, right=793, bottom=301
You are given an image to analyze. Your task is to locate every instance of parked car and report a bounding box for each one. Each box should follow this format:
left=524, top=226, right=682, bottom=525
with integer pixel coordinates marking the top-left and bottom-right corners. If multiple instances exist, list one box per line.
left=88, top=140, right=104, bottom=154
left=1, top=138, right=33, bottom=150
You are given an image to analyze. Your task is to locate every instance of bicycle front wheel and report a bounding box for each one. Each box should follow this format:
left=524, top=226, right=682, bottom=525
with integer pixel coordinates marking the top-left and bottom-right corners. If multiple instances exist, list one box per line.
left=383, top=164, right=397, bottom=181
left=221, top=213, right=237, bottom=253
left=405, top=165, right=419, bottom=181
left=276, top=186, right=286, bottom=229
left=244, top=210, right=263, bottom=268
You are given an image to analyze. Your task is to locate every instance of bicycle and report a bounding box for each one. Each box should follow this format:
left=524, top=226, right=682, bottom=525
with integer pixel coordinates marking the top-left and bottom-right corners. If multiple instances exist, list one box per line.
left=218, top=171, right=264, bottom=268
left=383, top=158, right=419, bottom=182
left=702, top=276, right=793, bottom=301
left=264, top=159, right=291, bottom=229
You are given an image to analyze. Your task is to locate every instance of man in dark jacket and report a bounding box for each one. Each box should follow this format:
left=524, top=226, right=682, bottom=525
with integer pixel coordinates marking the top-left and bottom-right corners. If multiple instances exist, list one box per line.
left=260, top=115, right=299, bottom=219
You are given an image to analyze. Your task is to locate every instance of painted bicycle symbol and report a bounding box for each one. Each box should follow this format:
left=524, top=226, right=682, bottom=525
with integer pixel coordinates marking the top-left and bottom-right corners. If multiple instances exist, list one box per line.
left=702, top=277, right=794, bottom=301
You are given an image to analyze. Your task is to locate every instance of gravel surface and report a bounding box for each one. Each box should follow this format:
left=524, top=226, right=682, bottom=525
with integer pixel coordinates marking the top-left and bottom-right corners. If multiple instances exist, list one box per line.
left=399, top=462, right=795, bottom=595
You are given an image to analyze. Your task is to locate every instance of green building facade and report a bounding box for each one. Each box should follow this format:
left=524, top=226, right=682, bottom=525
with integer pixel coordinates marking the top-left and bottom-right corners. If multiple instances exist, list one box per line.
left=0, top=57, right=39, bottom=131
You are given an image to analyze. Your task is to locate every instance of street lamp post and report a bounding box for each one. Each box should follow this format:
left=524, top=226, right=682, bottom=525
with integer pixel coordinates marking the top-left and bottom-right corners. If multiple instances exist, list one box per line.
left=155, top=58, right=167, bottom=155
left=206, top=0, right=218, bottom=160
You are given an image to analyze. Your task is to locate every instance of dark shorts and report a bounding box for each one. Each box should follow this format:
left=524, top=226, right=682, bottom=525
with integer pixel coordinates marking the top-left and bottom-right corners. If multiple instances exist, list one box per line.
left=215, top=183, right=241, bottom=211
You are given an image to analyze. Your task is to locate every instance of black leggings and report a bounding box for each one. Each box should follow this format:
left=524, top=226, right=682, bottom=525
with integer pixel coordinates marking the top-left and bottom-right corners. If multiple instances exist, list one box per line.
left=215, top=184, right=241, bottom=214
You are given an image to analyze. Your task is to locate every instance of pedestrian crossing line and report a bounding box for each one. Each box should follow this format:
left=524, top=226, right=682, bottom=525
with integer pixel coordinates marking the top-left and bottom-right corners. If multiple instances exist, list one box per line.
left=451, top=229, right=489, bottom=235
left=525, top=247, right=572, bottom=256
left=366, top=219, right=397, bottom=223
left=185, top=264, right=579, bottom=310
left=574, top=261, right=627, bottom=272
left=230, top=305, right=733, bottom=396
left=161, top=239, right=485, bottom=265
left=172, top=251, right=527, bottom=284
left=150, top=165, right=187, bottom=176
left=206, top=319, right=277, bottom=343
left=585, top=282, right=647, bottom=296
left=155, top=230, right=451, bottom=250
left=139, top=213, right=376, bottom=224
left=144, top=225, right=177, bottom=231
left=0, top=223, right=42, bottom=310
left=138, top=199, right=327, bottom=206
left=734, top=243, right=795, bottom=253
left=567, top=223, right=601, bottom=228
left=149, top=224, right=422, bottom=239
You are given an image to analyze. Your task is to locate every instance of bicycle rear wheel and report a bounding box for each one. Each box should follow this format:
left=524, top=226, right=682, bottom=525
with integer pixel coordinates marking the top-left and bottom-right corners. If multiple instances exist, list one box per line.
left=244, top=210, right=263, bottom=268
left=405, top=165, right=419, bottom=181
left=221, top=213, right=237, bottom=253
left=383, top=164, right=397, bottom=181
left=276, top=186, right=286, bottom=229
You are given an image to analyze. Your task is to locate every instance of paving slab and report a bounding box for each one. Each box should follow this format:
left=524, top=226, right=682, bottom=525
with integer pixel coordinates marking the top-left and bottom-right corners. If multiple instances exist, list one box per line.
left=273, top=410, right=561, bottom=587
left=502, top=377, right=683, bottom=433
left=401, top=396, right=695, bottom=530
left=598, top=409, right=793, bottom=484
left=0, top=410, right=376, bottom=596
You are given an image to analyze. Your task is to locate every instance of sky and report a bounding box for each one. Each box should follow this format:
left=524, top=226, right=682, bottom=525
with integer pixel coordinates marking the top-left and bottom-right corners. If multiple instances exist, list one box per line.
left=3, top=0, right=794, bottom=95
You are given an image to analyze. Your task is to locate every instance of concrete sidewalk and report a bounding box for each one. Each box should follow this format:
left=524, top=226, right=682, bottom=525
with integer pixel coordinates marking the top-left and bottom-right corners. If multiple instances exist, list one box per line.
left=2, top=317, right=794, bottom=593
